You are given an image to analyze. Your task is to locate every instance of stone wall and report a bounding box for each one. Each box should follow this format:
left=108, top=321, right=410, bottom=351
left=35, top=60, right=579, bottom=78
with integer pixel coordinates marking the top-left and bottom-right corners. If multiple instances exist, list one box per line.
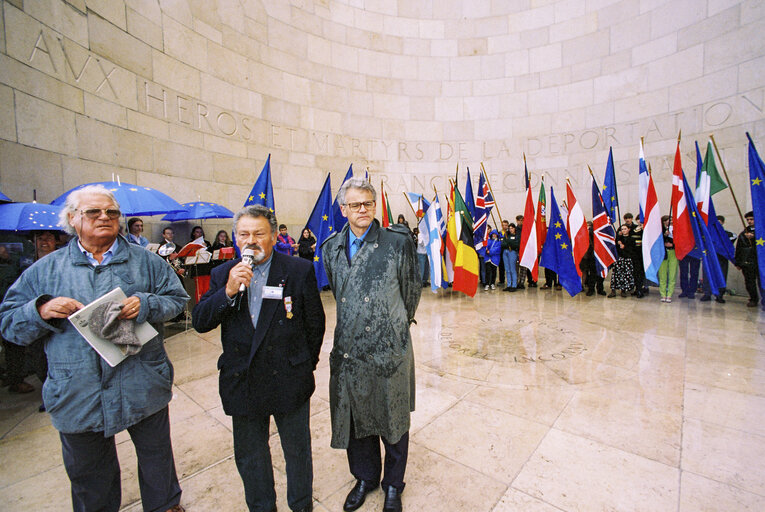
left=1, top=0, right=763, bottom=256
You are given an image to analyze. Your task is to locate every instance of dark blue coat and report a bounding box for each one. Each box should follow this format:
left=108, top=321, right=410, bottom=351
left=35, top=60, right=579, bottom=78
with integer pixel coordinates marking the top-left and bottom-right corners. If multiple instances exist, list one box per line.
left=192, top=251, right=325, bottom=417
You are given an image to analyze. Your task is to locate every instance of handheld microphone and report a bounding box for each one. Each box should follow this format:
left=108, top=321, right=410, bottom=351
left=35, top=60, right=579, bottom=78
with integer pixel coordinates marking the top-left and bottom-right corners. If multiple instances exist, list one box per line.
left=239, top=248, right=255, bottom=292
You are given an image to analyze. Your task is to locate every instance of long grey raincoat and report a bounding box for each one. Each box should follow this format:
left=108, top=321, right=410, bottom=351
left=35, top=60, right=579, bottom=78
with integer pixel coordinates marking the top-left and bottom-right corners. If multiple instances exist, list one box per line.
left=322, top=220, right=421, bottom=448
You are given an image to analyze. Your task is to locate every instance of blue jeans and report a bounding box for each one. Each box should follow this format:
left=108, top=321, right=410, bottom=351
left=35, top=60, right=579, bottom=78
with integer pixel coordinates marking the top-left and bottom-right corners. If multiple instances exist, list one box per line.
left=232, top=400, right=313, bottom=512
left=503, top=250, right=518, bottom=288
left=417, top=253, right=429, bottom=283
left=59, top=406, right=181, bottom=512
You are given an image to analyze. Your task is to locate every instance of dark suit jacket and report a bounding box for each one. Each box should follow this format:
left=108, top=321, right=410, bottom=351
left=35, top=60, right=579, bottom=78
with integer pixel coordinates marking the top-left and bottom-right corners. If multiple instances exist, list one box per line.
left=192, top=251, right=325, bottom=417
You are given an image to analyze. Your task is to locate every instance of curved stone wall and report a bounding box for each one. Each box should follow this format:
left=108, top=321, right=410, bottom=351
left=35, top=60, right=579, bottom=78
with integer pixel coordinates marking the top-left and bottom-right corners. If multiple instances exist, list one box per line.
left=1, top=0, right=763, bottom=235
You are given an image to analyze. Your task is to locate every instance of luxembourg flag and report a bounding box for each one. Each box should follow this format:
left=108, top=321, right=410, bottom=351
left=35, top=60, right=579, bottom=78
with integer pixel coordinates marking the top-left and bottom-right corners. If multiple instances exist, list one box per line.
left=642, top=171, right=665, bottom=285
left=565, top=180, right=588, bottom=276
left=638, top=140, right=649, bottom=223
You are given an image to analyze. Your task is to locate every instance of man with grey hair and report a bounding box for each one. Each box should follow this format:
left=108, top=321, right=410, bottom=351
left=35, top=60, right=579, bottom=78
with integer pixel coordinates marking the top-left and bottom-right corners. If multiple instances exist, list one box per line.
left=0, top=184, right=189, bottom=512
left=193, top=204, right=325, bottom=512
left=322, top=178, right=420, bottom=512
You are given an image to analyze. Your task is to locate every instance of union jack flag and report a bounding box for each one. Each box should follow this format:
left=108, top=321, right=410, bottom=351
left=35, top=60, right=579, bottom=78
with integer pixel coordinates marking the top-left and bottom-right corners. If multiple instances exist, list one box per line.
left=591, top=176, right=617, bottom=278
left=473, top=171, right=495, bottom=256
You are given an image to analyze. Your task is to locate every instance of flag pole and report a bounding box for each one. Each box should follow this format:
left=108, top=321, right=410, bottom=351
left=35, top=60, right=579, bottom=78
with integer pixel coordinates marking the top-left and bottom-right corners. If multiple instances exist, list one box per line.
left=479, top=162, right=503, bottom=229
left=402, top=191, right=419, bottom=219
left=709, top=134, right=746, bottom=228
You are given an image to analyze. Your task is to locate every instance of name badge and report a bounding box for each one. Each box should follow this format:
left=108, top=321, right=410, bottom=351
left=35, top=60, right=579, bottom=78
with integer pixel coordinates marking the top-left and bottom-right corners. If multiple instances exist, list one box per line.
left=262, top=286, right=284, bottom=299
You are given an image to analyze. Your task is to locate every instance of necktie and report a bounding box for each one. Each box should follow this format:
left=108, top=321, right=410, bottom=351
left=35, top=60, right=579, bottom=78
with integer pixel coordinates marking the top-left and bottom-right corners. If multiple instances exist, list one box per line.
left=351, top=238, right=363, bottom=259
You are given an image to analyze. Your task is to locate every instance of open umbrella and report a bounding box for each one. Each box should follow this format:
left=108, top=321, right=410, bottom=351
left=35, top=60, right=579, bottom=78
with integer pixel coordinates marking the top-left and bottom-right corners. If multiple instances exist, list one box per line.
left=51, top=181, right=187, bottom=216
left=0, top=202, right=64, bottom=231
left=162, top=202, right=234, bottom=221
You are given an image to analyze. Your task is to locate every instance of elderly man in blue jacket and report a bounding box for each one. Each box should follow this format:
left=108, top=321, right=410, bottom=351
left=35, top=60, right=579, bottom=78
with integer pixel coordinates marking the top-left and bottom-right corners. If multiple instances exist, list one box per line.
left=0, top=185, right=189, bottom=512
left=193, top=205, right=325, bottom=512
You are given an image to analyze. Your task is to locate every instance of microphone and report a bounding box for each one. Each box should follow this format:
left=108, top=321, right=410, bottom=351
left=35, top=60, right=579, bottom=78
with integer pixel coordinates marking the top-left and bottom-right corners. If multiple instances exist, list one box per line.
left=239, top=248, right=255, bottom=292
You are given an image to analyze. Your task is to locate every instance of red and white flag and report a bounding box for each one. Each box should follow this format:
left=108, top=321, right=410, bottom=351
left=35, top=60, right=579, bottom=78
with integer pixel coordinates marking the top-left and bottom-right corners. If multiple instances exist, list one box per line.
left=671, top=142, right=695, bottom=260
left=518, top=184, right=538, bottom=280
left=565, top=181, right=588, bottom=276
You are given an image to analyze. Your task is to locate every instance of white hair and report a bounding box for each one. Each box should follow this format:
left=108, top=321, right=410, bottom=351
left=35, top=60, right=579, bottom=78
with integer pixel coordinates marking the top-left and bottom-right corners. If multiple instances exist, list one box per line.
left=58, top=185, right=120, bottom=236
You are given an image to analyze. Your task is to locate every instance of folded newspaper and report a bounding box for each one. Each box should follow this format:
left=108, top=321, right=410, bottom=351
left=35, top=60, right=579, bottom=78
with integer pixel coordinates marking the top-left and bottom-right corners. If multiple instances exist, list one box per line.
left=68, top=287, right=158, bottom=367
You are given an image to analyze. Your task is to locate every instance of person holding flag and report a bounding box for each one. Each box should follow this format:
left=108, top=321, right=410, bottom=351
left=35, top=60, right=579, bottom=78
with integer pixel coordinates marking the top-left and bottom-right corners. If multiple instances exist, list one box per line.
left=539, top=187, right=583, bottom=296
left=741, top=132, right=765, bottom=309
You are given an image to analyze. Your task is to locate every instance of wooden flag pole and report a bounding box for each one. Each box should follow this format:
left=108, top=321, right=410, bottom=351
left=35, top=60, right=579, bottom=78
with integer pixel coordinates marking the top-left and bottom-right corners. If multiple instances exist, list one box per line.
left=709, top=134, right=746, bottom=228
left=402, top=192, right=419, bottom=220
left=479, top=162, right=504, bottom=229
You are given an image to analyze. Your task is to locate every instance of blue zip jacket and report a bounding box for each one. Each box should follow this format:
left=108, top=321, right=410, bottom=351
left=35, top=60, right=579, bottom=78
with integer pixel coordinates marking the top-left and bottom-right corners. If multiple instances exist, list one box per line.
left=0, top=236, right=189, bottom=436
left=486, top=232, right=502, bottom=267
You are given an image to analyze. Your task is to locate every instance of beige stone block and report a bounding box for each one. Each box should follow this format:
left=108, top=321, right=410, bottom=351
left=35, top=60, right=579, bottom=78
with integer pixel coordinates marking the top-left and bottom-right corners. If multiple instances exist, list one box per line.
left=551, top=108, right=587, bottom=133
left=632, top=33, right=676, bottom=66
left=515, top=72, right=540, bottom=92
left=529, top=43, right=562, bottom=73
left=571, top=59, right=601, bottom=82
left=435, top=97, right=464, bottom=122
left=677, top=5, right=739, bottom=51
left=61, top=156, right=133, bottom=190
left=600, top=49, right=632, bottom=75
left=539, top=67, right=572, bottom=88
left=358, top=48, right=391, bottom=78
left=419, top=19, right=445, bottom=39
left=585, top=102, right=614, bottom=128
left=0, top=140, right=63, bottom=201
left=558, top=80, right=593, bottom=111
left=550, top=13, right=598, bottom=43
left=0, top=85, right=16, bottom=142
left=247, top=61, right=284, bottom=101
left=597, top=0, right=639, bottom=27
left=207, top=42, right=249, bottom=88
left=200, top=73, right=234, bottom=112
left=126, top=7, right=162, bottom=49
left=410, top=97, right=435, bottom=121
left=161, top=15, right=206, bottom=71
left=647, top=45, right=703, bottom=90
left=83, top=92, right=127, bottom=127
left=614, top=89, right=669, bottom=122
left=404, top=121, right=442, bottom=141
left=300, top=107, right=342, bottom=133
left=500, top=91, right=529, bottom=118
left=212, top=153, right=252, bottom=185
left=24, top=0, right=88, bottom=47
left=75, top=114, right=115, bottom=163
left=458, top=38, right=487, bottom=57
left=381, top=119, right=406, bottom=140
left=704, top=17, right=765, bottom=74
left=87, top=0, right=127, bottom=30
left=742, top=0, right=765, bottom=20
left=267, top=18, right=307, bottom=58
left=610, top=13, right=650, bottom=53
left=193, top=17, right=223, bottom=45
left=88, top=12, right=151, bottom=78
left=4, top=4, right=59, bottom=76
left=16, top=92, right=76, bottom=155
left=475, top=118, right=513, bottom=140
left=669, top=68, right=737, bottom=111
left=152, top=51, right=200, bottom=98
left=442, top=121, right=474, bottom=141
left=738, top=55, right=765, bottom=93
left=348, top=91, right=373, bottom=116
left=593, top=67, right=647, bottom=104
left=354, top=9, right=384, bottom=33
left=330, top=42, right=358, bottom=73
left=416, top=56, right=449, bottom=81
left=402, top=79, right=441, bottom=97
left=306, top=34, right=331, bottom=66
left=488, top=33, right=522, bottom=53
left=519, top=27, right=549, bottom=49
left=127, top=109, right=169, bottom=140
left=562, top=30, right=609, bottom=66
left=374, top=93, right=410, bottom=120
left=474, top=77, right=513, bottom=97
left=383, top=16, right=419, bottom=38
left=168, top=123, right=203, bottom=148
left=504, top=48, right=530, bottom=76
left=154, top=139, right=213, bottom=180
left=528, top=87, right=559, bottom=115
left=125, top=0, right=161, bottom=25
left=204, top=133, right=247, bottom=158
left=464, top=95, right=500, bottom=120
left=389, top=55, right=418, bottom=81
left=0, top=4, right=4, bottom=54
left=480, top=54, right=505, bottom=80
left=449, top=55, right=481, bottom=81
left=512, top=114, right=551, bottom=138
left=650, top=0, right=707, bottom=39
left=114, top=126, right=154, bottom=171
left=261, top=98, right=300, bottom=127
left=554, top=0, right=586, bottom=23
left=508, top=4, right=555, bottom=32
left=403, top=37, right=430, bottom=56
left=159, top=0, right=193, bottom=26
left=430, top=40, right=457, bottom=57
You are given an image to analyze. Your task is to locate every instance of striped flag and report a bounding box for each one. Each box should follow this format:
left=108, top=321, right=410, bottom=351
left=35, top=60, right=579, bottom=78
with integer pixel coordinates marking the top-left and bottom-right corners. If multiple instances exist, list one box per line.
left=671, top=142, right=695, bottom=261
left=590, top=177, right=617, bottom=278
left=642, top=170, right=665, bottom=285
left=536, top=179, right=547, bottom=254
left=519, top=180, right=538, bottom=280
left=565, top=181, right=588, bottom=276
left=638, top=140, right=649, bottom=223
left=423, top=193, right=445, bottom=292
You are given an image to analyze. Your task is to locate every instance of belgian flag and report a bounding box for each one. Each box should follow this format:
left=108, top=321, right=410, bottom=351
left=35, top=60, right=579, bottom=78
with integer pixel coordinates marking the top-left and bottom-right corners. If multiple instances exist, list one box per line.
left=447, top=182, right=479, bottom=297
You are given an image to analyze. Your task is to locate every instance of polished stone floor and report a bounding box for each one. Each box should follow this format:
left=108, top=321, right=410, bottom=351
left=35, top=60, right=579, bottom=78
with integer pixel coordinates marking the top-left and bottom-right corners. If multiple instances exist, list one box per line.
left=1, top=287, right=764, bottom=511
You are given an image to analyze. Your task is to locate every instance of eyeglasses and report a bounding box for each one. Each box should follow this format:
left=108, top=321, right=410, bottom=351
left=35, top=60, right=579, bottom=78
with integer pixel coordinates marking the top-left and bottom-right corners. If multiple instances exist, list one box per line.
left=79, top=208, right=121, bottom=219
left=344, top=200, right=375, bottom=212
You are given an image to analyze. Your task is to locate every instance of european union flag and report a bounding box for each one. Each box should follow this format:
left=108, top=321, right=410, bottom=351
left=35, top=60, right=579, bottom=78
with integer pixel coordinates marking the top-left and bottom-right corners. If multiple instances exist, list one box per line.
left=539, top=187, right=583, bottom=296
left=602, top=147, right=619, bottom=224
left=746, top=132, right=765, bottom=298
left=305, top=174, right=334, bottom=289
left=244, top=154, right=274, bottom=211
left=464, top=167, right=476, bottom=221
left=332, top=164, right=353, bottom=234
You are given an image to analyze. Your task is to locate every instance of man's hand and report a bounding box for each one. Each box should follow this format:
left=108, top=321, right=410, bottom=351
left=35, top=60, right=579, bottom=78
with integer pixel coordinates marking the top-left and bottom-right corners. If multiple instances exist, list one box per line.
left=119, top=296, right=141, bottom=320
left=38, top=297, right=84, bottom=320
left=226, top=261, right=254, bottom=297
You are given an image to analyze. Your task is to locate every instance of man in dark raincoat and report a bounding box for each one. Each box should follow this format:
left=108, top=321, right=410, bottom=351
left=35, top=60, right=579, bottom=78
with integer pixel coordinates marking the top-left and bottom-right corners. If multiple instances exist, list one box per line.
left=322, top=178, right=421, bottom=512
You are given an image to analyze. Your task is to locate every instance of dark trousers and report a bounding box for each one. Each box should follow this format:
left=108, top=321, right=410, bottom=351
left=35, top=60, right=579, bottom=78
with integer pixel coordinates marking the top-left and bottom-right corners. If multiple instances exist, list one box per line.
left=347, top=420, right=409, bottom=493
left=544, top=268, right=558, bottom=286
left=485, top=262, right=497, bottom=286
left=631, top=256, right=645, bottom=290
left=232, top=400, right=313, bottom=512
left=742, top=266, right=761, bottom=302
left=679, top=257, right=700, bottom=297
left=584, top=261, right=604, bottom=292
left=59, top=406, right=181, bottom=512
left=1, top=337, right=27, bottom=386
left=498, top=257, right=505, bottom=283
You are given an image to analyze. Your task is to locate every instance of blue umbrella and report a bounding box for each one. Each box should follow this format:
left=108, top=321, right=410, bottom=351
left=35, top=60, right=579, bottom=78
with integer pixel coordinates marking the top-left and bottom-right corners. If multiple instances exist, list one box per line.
left=0, top=189, right=11, bottom=202
left=51, top=181, right=187, bottom=216
left=0, top=202, right=64, bottom=231
left=162, top=202, right=234, bottom=221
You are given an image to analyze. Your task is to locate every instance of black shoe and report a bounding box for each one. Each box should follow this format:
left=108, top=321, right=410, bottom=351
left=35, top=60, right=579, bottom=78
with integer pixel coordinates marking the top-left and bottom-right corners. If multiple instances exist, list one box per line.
left=529, top=282, right=537, bottom=287
left=715, top=296, right=726, bottom=304
left=294, top=504, right=313, bottom=512
left=597, top=289, right=606, bottom=296
left=38, top=403, right=46, bottom=413
left=636, top=291, right=644, bottom=298
left=748, top=300, right=758, bottom=307
left=503, top=286, right=513, bottom=292
left=509, top=287, right=518, bottom=292
left=586, top=289, right=594, bottom=296
left=699, top=295, right=711, bottom=302
left=344, top=480, right=378, bottom=512
left=382, top=486, right=402, bottom=512
left=516, top=284, right=525, bottom=289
